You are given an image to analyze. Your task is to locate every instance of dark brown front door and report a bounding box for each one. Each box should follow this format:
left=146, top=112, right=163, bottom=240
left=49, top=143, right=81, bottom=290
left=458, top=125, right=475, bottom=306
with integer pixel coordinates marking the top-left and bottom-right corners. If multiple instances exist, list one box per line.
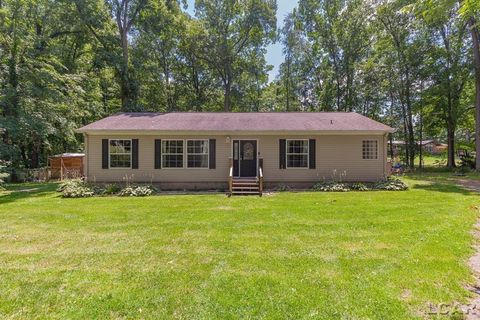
left=233, top=140, right=257, bottom=177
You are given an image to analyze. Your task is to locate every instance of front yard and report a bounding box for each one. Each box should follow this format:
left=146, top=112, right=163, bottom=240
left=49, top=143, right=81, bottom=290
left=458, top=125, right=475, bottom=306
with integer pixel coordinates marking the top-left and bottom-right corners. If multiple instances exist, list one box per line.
left=0, top=176, right=478, bottom=319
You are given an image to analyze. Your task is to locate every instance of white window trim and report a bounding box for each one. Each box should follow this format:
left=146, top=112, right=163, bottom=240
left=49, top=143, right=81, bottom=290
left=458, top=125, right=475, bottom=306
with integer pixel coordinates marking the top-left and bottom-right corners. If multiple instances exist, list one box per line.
left=362, top=139, right=379, bottom=160
left=108, top=139, right=132, bottom=169
left=161, top=139, right=185, bottom=169
left=186, top=139, right=209, bottom=169
left=286, top=139, right=309, bottom=169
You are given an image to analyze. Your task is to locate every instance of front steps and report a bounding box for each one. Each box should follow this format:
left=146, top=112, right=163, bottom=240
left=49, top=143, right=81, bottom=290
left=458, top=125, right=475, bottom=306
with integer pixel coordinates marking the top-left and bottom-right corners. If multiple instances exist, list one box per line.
left=231, top=178, right=261, bottom=196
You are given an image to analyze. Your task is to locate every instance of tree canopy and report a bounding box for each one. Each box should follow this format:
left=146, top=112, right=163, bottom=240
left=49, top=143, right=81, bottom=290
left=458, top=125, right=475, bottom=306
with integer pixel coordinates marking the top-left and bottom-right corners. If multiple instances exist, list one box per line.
left=0, top=0, right=479, bottom=171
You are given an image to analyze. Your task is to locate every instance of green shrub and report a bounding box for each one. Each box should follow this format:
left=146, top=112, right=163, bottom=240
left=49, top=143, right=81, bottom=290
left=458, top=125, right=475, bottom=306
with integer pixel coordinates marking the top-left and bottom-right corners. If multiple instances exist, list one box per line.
left=59, top=180, right=94, bottom=198
left=0, top=172, right=7, bottom=191
left=57, top=179, right=83, bottom=192
left=459, top=153, right=475, bottom=169
left=312, top=181, right=350, bottom=192
left=455, top=165, right=471, bottom=175
left=119, top=185, right=155, bottom=197
left=0, top=160, right=10, bottom=187
left=373, top=177, right=408, bottom=191
left=103, top=183, right=121, bottom=195
left=62, top=186, right=95, bottom=198
left=349, top=182, right=369, bottom=191
left=0, top=172, right=9, bottom=184
left=275, top=184, right=291, bottom=192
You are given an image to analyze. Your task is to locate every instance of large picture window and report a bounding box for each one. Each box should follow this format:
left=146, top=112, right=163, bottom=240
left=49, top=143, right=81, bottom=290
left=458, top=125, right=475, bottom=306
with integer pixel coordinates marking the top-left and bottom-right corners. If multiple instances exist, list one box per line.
left=362, top=140, right=378, bottom=159
left=187, top=140, right=209, bottom=168
left=162, top=140, right=184, bottom=168
left=286, top=139, right=309, bottom=168
left=109, top=139, right=132, bottom=168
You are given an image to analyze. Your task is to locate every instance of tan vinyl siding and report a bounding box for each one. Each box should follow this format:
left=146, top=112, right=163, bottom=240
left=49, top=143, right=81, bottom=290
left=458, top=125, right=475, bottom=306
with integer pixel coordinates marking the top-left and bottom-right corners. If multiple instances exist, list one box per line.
left=261, top=135, right=385, bottom=182
left=85, top=134, right=387, bottom=185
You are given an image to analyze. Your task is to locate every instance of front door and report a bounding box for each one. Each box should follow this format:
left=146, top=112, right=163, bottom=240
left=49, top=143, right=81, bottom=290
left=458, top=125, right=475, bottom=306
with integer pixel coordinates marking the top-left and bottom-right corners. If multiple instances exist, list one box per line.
left=233, top=140, right=257, bottom=177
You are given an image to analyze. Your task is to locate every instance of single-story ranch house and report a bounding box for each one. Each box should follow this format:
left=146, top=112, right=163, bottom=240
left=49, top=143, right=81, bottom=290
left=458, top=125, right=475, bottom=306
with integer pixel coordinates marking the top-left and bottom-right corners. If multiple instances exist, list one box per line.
left=77, top=112, right=394, bottom=193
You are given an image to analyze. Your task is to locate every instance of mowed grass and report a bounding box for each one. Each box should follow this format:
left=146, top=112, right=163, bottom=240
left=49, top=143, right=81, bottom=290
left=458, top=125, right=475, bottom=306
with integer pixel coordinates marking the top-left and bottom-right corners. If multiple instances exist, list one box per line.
left=0, top=178, right=478, bottom=319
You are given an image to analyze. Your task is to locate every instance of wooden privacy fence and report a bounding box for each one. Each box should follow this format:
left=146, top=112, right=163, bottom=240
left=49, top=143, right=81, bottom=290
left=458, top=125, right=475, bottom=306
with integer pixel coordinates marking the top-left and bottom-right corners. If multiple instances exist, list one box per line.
left=48, top=153, right=85, bottom=180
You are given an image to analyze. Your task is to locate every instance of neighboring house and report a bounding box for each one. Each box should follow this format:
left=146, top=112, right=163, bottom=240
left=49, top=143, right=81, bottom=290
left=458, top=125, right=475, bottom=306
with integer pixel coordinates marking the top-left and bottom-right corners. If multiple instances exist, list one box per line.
left=77, top=112, right=394, bottom=192
left=391, top=140, right=447, bottom=155
left=422, top=140, right=448, bottom=154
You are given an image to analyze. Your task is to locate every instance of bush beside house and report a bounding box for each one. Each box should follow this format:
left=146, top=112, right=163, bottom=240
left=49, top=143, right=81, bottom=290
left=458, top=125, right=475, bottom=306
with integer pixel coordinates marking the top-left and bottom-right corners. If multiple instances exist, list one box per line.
left=56, top=176, right=408, bottom=198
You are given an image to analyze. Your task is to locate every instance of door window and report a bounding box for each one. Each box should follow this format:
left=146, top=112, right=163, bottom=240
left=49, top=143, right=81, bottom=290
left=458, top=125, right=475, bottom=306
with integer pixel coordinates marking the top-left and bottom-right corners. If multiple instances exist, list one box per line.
left=234, top=141, right=239, bottom=160
left=243, top=142, right=254, bottom=160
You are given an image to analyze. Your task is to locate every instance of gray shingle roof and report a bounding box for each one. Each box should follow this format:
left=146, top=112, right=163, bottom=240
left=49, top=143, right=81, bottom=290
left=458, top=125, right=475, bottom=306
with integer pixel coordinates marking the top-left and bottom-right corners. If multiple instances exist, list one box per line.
left=77, top=112, right=394, bottom=133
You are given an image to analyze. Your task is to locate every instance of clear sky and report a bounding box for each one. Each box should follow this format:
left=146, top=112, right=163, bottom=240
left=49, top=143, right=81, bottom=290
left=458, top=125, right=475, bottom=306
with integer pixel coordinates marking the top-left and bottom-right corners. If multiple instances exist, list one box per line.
left=184, top=0, right=299, bottom=82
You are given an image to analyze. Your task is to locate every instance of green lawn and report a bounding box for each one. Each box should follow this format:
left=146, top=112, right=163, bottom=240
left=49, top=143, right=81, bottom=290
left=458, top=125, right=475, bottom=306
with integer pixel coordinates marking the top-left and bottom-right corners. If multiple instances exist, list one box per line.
left=0, top=177, right=478, bottom=319
left=412, top=153, right=460, bottom=167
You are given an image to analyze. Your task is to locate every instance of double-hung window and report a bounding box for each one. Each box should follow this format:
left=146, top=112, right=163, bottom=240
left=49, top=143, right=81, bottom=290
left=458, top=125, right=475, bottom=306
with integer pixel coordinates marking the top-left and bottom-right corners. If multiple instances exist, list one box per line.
left=362, top=140, right=378, bottom=159
left=187, top=140, right=209, bottom=168
left=286, top=139, right=309, bottom=168
left=109, top=139, right=132, bottom=168
left=162, top=140, right=184, bottom=168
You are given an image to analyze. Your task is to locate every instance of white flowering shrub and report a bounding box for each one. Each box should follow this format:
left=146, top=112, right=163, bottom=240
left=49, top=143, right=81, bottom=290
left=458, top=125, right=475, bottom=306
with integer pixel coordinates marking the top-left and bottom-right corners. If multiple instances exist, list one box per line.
left=118, top=185, right=155, bottom=197
left=312, top=182, right=350, bottom=192
left=59, top=179, right=94, bottom=198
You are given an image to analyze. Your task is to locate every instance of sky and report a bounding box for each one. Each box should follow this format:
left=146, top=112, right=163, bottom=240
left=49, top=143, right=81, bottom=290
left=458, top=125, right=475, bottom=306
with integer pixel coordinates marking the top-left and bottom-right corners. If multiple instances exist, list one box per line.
left=184, top=0, right=299, bottom=82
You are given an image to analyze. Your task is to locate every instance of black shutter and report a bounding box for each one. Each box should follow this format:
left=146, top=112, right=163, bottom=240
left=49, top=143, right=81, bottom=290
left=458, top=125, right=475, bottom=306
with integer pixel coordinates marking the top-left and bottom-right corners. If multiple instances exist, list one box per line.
left=154, top=139, right=162, bottom=169
left=132, top=139, right=139, bottom=169
left=209, top=139, right=216, bottom=169
left=279, top=139, right=286, bottom=169
left=102, top=139, right=109, bottom=169
left=309, top=139, right=316, bottom=169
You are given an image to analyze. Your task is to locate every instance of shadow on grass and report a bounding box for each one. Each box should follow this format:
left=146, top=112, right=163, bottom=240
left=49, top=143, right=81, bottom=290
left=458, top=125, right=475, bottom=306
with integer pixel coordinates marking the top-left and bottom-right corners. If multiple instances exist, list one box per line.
left=0, top=182, right=59, bottom=205
left=412, top=181, right=477, bottom=195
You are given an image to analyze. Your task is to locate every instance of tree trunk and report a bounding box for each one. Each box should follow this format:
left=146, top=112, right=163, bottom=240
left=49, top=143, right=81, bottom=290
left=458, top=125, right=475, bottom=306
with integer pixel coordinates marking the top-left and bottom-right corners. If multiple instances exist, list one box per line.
left=190, top=56, right=202, bottom=111
left=446, top=76, right=456, bottom=168
left=405, top=69, right=415, bottom=169
left=447, top=122, right=456, bottom=168
left=285, top=56, right=291, bottom=111
left=470, top=18, right=480, bottom=171
left=418, top=111, right=423, bottom=169
left=5, top=30, right=19, bottom=117
left=29, top=141, right=41, bottom=169
left=402, top=116, right=409, bottom=165
left=224, top=80, right=231, bottom=112
left=119, top=69, right=130, bottom=111
left=119, top=29, right=131, bottom=111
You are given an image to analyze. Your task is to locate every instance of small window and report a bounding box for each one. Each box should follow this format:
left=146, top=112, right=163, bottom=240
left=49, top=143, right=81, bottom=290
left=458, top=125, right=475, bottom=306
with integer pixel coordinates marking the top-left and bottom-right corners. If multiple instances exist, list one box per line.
left=109, top=139, right=132, bottom=168
left=362, top=140, right=378, bottom=159
left=187, top=140, right=209, bottom=168
left=286, top=140, right=309, bottom=168
left=162, top=140, right=184, bottom=168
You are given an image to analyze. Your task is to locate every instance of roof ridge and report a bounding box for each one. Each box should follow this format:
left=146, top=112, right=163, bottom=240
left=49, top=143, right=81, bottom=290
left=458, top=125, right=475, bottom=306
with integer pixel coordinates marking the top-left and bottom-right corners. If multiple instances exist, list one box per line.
left=77, top=111, right=395, bottom=133
left=116, top=111, right=355, bottom=114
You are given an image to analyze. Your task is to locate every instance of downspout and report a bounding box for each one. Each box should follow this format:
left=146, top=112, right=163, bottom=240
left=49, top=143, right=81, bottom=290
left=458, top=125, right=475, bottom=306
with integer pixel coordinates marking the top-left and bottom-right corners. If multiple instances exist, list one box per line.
left=83, top=133, right=88, bottom=181
left=384, top=133, right=388, bottom=178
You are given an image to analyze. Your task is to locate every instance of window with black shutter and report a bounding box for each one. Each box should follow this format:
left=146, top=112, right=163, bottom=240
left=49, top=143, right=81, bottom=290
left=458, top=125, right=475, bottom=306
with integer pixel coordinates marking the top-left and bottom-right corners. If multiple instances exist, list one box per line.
left=209, top=139, right=216, bottom=169
left=279, top=139, right=286, bottom=169
left=309, top=139, right=316, bottom=169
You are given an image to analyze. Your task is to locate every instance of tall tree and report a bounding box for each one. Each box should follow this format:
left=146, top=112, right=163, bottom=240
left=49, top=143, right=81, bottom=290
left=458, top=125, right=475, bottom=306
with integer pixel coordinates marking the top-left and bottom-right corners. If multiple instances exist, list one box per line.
left=0, top=0, right=104, bottom=168
left=297, top=0, right=373, bottom=112
left=376, top=2, right=424, bottom=169
left=191, top=0, right=276, bottom=111
left=74, top=0, right=146, bottom=111
left=424, top=7, right=469, bottom=168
